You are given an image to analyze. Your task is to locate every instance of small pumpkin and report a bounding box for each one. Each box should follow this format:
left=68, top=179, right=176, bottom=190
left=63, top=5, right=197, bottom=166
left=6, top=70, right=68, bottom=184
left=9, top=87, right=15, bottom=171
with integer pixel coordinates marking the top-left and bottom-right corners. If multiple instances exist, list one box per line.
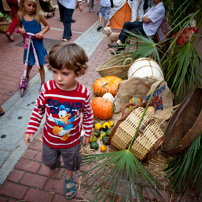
left=100, top=145, right=107, bottom=152
left=100, top=131, right=106, bottom=140
left=128, top=97, right=142, bottom=111
left=108, top=120, right=114, bottom=127
left=89, top=135, right=97, bottom=143
left=102, top=122, right=111, bottom=131
left=100, top=131, right=106, bottom=136
left=106, top=128, right=112, bottom=136
left=94, top=122, right=102, bottom=130
left=91, top=97, right=113, bottom=120
left=90, top=142, right=99, bottom=149
left=102, top=136, right=110, bottom=145
left=93, top=76, right=123, bottom=97
left=92, top=129, right=100, bottom=137
left=129, top=97, right=141, bottom=105
left=102, top=93, right=115, bottom=103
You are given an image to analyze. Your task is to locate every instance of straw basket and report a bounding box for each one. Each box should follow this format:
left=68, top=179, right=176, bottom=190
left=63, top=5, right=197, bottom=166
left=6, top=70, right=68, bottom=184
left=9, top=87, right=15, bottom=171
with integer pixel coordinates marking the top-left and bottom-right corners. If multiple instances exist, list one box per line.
left=96, top=49, right=134, bottom=80
left=128, top=57, right=164, bottom=79
left=109, top=103, right=166, bottom=162
left=0, top=21, right=9, bottom=33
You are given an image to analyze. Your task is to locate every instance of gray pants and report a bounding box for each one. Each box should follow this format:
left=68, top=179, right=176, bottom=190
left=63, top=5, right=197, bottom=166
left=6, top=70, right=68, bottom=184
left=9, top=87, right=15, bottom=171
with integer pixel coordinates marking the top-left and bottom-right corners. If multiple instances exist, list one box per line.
left=42, top=142, right=82, bottom=171
left=89, top=0, right=94, bottom=11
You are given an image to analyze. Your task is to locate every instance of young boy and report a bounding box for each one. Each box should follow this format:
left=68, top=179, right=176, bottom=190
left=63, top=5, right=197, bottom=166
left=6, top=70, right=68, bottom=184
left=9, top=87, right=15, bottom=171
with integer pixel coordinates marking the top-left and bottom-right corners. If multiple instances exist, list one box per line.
left=97, top=0, right=113, bottom=31
left=24, top=42, right=94, bottom=199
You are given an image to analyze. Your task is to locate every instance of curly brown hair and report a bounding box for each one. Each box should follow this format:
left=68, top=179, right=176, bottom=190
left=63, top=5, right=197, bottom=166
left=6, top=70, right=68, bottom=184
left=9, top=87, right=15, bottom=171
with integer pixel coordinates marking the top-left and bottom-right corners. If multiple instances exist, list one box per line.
left=48, top=42, right=89, bottom=76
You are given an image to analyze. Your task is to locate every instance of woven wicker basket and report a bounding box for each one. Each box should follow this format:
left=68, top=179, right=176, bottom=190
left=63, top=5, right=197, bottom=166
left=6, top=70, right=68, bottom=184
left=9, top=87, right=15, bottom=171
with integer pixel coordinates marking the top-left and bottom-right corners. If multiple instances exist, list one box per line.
left=109, top=103, right=166, bottom=162
left=0, top=21, right=9, bottom=33
left=96, top=49, right=134, bottom=80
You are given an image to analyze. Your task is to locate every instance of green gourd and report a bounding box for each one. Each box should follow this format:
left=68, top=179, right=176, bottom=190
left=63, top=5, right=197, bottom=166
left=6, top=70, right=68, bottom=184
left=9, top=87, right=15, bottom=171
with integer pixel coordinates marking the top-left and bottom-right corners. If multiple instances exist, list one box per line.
left=102, top=136, right=110, bottom=145
left=90, top=142, right=99, bottom=149
left=106, top=128, right=112, bottom=136
left=92, top=129, right=100, bottom=137
left=89, top=136, right=97, bottom=143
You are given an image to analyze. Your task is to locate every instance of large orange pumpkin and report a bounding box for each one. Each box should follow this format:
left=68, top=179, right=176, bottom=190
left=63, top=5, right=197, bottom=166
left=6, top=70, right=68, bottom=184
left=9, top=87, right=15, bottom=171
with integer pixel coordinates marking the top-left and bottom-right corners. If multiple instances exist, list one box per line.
left=91, top=97, right=113, bottom=120
left=93, top=76, right=122, bottom=97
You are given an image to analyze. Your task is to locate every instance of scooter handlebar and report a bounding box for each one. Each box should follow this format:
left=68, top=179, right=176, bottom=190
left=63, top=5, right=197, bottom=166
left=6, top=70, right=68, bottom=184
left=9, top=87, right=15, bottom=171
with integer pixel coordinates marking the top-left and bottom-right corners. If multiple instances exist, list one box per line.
left=16, top=29, right=44, bottom=39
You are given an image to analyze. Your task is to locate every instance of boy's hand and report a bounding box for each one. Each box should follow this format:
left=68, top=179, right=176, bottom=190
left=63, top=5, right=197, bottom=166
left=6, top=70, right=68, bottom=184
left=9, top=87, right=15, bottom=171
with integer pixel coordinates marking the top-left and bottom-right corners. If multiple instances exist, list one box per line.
left=83, top=136, right=90, bottom=145
left=24, top=133, right=34, bottom=145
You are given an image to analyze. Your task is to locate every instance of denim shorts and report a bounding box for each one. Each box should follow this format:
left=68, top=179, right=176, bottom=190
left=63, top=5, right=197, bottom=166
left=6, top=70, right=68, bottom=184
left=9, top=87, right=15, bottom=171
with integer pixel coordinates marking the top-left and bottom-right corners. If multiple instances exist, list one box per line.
left=42, top=142, right=82, bottom=171
left=98, top=5, right=111, bottom=20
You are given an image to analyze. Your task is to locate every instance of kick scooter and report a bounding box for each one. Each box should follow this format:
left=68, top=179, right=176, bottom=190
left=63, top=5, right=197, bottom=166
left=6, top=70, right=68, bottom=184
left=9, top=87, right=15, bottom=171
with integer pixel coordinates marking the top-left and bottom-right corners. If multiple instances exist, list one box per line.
left=17, top=29, right=44, bottom=97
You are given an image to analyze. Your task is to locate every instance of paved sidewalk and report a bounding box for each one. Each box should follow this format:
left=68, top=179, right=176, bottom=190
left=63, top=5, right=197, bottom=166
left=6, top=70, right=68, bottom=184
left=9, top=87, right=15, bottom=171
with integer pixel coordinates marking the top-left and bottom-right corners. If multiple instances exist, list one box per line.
left=0, top=0, right=108, bottom=197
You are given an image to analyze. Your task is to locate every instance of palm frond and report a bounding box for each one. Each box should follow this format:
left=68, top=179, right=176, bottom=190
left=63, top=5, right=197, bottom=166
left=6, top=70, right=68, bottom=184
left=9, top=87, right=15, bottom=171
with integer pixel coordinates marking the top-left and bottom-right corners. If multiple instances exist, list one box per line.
left=163, top=43, right=202, bottom=100
left=164, top=131, right=202, bottom=196
left=123, top=32, right=162, bottom=65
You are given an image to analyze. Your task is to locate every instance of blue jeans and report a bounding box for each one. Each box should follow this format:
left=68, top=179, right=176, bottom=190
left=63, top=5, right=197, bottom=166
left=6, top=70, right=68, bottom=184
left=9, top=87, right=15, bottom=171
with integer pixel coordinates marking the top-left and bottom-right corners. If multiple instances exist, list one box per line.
left=118, top=21, right=146, bottom=43
left=59, top=3, right=74, bottom=40
left=63, top=8, right=74, bottom=39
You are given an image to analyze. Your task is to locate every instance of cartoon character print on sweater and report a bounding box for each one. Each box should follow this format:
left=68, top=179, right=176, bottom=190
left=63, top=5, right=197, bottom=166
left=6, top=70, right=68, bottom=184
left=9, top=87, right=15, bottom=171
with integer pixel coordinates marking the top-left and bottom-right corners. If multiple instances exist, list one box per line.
left=48, top=105, right=78, bottom=141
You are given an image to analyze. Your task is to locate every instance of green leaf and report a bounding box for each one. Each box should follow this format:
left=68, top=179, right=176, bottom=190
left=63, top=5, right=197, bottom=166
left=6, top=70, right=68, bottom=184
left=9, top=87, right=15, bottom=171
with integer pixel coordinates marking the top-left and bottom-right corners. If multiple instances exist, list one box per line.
left=164, top=131, right=202, bottom=195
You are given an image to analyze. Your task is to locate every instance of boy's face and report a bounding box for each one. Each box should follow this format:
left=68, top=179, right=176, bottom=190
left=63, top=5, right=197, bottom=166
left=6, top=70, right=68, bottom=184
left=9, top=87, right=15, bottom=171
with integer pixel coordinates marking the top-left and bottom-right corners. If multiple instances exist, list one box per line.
left=51, top=67, right=79, bottom=91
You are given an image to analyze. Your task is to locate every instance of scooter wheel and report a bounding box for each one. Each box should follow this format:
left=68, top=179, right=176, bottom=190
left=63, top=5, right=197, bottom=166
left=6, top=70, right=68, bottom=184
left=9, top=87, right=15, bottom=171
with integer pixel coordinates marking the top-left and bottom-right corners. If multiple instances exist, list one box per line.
left=21, top=88, right=25, bottom=97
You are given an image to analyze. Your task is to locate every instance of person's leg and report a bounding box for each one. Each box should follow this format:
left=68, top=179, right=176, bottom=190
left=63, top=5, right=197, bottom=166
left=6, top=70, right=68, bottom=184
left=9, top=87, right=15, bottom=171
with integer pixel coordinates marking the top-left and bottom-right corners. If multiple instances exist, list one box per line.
left=57, top=0, right=64, bottom=22
left=71, top=9, right=76, bottom=23
left=130, top=21, right=146, bottom=36
left=6, top=0, right=18, bottom=40
left=62, top=143, right=82, bottom=199
left=63, top=8, right=74, bottom=40
left=39, top=65, right=45, bottom=85
left=104, top=6, right=110, bottom=27
left=26, top=66, right=32, bottom=79
left=97, top=16, right=102, bottom=30
left=89, top=0, right=94, bottom=12
left=64, top=169, right=74, bottom=197
left=97, top=5, right=104, bottom=30
left=99, top=16, right=102, bottom=25
left=118, top=21, right=144, bottom=44
left=42, top=142, right=61, bottom=170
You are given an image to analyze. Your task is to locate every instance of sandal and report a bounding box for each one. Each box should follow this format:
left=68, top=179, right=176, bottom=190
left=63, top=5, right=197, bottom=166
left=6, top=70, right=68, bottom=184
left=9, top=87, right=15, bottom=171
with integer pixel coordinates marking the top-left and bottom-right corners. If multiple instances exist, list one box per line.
left=64, top=174, right=76, bottom=199
left=97, top=25, right=102, bottom=31
left=0, top=112, right=5, bottom=116
left=110, top=47, right=125, bottom=55
left=108, top=41, right=121, bottom=48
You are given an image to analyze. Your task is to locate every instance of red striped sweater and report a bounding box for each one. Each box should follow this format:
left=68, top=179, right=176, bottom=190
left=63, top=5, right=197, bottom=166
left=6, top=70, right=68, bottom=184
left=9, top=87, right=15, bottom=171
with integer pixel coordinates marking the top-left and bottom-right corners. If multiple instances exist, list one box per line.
left=25, top=80, right=93, bottom=149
